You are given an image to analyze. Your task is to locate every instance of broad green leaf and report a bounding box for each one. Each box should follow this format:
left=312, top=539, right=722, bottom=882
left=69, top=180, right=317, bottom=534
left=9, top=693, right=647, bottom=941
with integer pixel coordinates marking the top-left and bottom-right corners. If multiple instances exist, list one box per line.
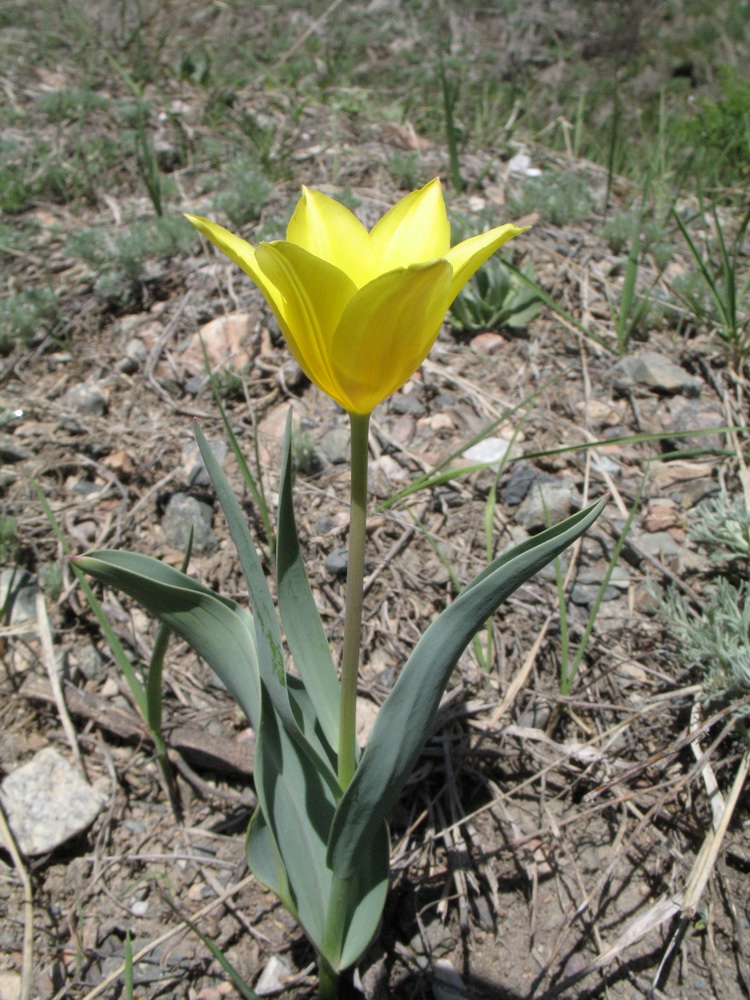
left=338, top=820, right=389, bottom=969
left=277, top=411, right=340, bottom=750
left=194, top=424, right=335, bottom=781
left=287, top=676, right=338, bottom=775
left=328, top=496, right=608, bottom=877
left=75, top=551, right=262, bottom=730
left=246, top=806, right=298, bottom=922
left=254, top=687, right=337, bottom=955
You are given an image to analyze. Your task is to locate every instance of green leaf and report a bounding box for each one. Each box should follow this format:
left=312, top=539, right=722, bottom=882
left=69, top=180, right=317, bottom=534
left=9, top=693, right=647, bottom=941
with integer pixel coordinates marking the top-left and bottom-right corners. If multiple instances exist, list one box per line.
left=75, top=551, right=262, bottom=730
left=253, top=686, right=337, bottom=954
left=277, top=410, right=340, bottom=751
left=194, top=424, right=335, bottom=780
left=327, top=496, right=608, bottom=878
left=338, top=821, right=389, bottom=969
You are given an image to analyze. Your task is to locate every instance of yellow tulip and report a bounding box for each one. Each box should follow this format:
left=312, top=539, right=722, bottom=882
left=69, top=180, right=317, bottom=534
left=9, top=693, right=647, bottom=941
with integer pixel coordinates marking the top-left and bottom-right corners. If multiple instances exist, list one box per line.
left=186, top=179, right=527, bottom=415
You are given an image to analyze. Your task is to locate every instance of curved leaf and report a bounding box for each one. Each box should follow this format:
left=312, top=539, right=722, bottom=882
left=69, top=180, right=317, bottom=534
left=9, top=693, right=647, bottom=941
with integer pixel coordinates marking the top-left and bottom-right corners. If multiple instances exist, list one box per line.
left=254, top=687, right=337, bottom=954
left=277, top=410, right=340, bottom=751
left=327, top=496, right=608, bottom=877
left=75, top=550, right=261, bottom=729
left=194, top=423, right=337, bottom=782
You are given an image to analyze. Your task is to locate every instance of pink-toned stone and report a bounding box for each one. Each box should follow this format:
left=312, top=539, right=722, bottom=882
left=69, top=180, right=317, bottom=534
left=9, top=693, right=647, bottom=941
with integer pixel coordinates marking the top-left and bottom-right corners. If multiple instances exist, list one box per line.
left=470, top=332, right=507, bottom=355
left=182, top=312, right=255, bottom=373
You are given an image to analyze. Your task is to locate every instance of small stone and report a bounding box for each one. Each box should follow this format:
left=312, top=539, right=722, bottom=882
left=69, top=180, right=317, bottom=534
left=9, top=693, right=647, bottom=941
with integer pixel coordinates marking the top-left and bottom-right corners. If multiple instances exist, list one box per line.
left=637, top=530, right=681, bottom=560
left=102, top=450, right=136, bottom=480
left=665, top=397, right=725, bottom=450
left=319, top=427, right=350, bottom=465
left=61, top=383, right=108, bottom=416
left=315, top=515, right=334, bottom=534
left=68, top=644, right=105, bottom=681
left=183, top=374, right=208, bottom=395
left=0, top=435, right=32, bottom=462
left=117, top=337, right=148, bottom=373
left=279, top=359, right=307, bottom=390
left=502, top=462, right=556, bottom=506
left=0, top=971, right=21, bottom=1000
left=613, top=352, right=702, bottom=396
left=0, top=569, right=40, bottom=630
left=433, top=960, right=467, bottom=1000
left=183, top=312, right=254, bottom=372
left=182, top=439, right=227, bottom=488
left=517, top=479, right=580, bottom=531
left=255, top=955, right=291, bottom=996
left=162, top=493, right=215, bottom=555
left=642, top=499, right=680, bottom=532
left=470, top=332, right=506, bottom=355
left=676, top=477, right=718, bottom=509
left=391, top=393, right=425, bottom=417
left=461, top=436, right=512, bottom=467
left=325, top=547, right=349, bottom=576
left=0, top=748, right=104, bottom=855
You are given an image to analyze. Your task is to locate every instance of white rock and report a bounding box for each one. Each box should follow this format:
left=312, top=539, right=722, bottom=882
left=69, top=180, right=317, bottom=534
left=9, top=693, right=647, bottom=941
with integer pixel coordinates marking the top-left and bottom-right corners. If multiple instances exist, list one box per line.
left=461, top=436, right=512, bottom=466
left=255, top=955, right=291, bottom=995
left=0, top=748, right=104, bottom=856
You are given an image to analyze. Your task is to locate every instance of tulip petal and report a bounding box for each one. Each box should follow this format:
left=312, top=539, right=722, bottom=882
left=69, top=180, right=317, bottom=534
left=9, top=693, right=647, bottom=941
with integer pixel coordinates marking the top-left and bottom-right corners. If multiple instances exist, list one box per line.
left=369, top=179, right=450, bottom=272
left=330, top=260, right=452, bottom=415
left=256, top=242, right=358, bottom=409
left=287, top=188, right=375, bottom=288
left=445, top=223, right=529, bottom=302
left=184, top=214, right=275, bottom=299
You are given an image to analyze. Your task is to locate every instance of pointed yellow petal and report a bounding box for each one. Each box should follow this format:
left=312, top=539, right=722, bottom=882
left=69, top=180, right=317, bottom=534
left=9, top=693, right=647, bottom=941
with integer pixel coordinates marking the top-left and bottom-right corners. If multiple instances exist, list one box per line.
left=286, top=188, right=375, bottom=288
left=256, top=242, right=358, bottom=408
left=330, top=260, right=452, bottom=415
left=184, top=214, right=274, bottom=297
left=369, top=178, right=450, bottom=272
left=445, top=223, right=529, bottom=302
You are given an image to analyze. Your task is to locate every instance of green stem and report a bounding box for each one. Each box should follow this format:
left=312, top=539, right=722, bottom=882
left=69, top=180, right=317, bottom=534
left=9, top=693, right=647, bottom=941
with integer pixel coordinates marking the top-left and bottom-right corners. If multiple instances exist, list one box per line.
left=338, top=412, right=370, bottom=791
left=317, top=952, right=340, bottom=1000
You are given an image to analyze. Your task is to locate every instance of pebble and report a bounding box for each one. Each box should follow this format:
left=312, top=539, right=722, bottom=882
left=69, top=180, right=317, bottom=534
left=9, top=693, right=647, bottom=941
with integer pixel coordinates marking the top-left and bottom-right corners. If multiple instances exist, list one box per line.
left=469, top=331, right=507, bottom=355
left=391, top=392, right=426, bottom=417
left=0, top=971, right=21, bottom=1000
left=319, top=426, right=350, bottom=465
left=255, top=955, right=291, bottom=996
left=279, top=358, right=307, bottom=390
left=517, top=479, right=580, bottom=531
left=0, top=748, right=104, bottom=855
left=325, top=547, right=349, bottom=576
left=461, top=436, right=512, bottom=467
left=117, top=338, right=148, bottom=373
left=613, top=351, right=702, bottom=397
left=61, top=383, right=108, bottom=416
left=161, top=493, right=215, bottom=555
left=0, top=569, right=40, bottom=630
left=502, top=462, right=556, bottom=506
left=0, top=435, right=32, bottom=462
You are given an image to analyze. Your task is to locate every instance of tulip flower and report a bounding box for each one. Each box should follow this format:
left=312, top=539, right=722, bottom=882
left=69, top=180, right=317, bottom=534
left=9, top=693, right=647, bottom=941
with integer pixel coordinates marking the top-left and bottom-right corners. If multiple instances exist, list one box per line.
left=186, top=179, right=526, bottom=416
left=79, top=181, right=608, bottom=1000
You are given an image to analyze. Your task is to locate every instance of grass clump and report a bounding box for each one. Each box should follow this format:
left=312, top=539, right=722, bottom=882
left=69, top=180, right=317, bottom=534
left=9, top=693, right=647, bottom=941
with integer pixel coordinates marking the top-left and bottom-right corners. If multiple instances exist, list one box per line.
left=0, top=288, right=60, bottom=350
left=211, top=155, right=273, bottom=228
left=658, top=492, right=750, bottom=720
left=510, top=169, right=597, bottom=226
left=68, top=216, right=195, bottom=306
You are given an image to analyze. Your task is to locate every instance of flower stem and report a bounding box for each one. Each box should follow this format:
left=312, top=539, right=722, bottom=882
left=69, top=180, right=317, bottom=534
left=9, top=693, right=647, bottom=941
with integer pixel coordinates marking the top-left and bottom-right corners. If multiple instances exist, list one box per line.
left=317, top=952, right=340, bottom=1000
left=338, top=412, right=370, bottom=791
